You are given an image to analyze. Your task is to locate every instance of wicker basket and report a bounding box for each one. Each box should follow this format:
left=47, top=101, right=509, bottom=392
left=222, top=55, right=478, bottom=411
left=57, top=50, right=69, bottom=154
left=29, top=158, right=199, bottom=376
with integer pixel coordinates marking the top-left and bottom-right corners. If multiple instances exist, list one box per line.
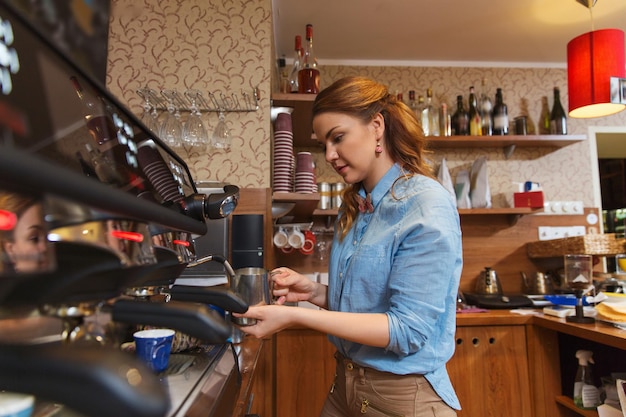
left=526, top=233, right=626, bottom=258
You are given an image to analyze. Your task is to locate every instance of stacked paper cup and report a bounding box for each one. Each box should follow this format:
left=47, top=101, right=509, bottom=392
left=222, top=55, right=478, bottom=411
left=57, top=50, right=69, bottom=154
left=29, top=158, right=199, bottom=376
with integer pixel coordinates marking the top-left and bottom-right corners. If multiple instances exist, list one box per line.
left=295, top=151, right=316, bottom=193
left=273, top=113, right=295, bottom=193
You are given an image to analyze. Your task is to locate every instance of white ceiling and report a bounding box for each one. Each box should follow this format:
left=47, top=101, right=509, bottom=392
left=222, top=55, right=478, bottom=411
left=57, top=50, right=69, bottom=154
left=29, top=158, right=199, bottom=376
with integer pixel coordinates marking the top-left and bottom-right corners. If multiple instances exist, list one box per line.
left=272, top=0, right=626, bottom=67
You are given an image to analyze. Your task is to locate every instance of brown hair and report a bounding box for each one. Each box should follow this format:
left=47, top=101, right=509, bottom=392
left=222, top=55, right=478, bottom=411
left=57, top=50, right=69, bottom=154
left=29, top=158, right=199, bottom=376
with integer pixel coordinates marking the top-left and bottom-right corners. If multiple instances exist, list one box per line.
left=312, top=76, right=434, bottom=239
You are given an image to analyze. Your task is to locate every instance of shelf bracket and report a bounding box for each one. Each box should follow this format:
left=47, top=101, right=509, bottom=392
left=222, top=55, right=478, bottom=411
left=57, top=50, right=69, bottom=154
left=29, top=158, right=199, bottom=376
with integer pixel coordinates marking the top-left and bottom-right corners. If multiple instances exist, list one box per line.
left=503, top=144, right=516, bottom=159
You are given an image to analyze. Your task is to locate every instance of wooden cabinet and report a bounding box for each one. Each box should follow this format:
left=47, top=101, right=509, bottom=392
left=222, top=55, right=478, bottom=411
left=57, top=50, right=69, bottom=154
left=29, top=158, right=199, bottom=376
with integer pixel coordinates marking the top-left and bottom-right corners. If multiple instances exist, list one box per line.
left=274, top=329, right=336, bottom=417
left=447, top=324, right=532, bottom=417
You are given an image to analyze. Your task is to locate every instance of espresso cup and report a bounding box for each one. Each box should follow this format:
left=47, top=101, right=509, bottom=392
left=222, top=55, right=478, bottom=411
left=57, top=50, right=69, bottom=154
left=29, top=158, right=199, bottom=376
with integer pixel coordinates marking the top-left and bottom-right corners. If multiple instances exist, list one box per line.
left=288, top=227, right=305, bottom=249
left=133, top=328, right=175, bottom=373
left=273, top=227, right=289, bottom=248
left=300, top=230, right=316, bottom=255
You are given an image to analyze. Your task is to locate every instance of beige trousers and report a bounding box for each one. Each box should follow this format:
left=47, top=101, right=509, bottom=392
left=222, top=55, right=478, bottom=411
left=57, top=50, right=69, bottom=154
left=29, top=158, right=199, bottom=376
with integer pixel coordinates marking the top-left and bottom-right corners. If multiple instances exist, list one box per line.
left=319, top=352, right=457, bottom=417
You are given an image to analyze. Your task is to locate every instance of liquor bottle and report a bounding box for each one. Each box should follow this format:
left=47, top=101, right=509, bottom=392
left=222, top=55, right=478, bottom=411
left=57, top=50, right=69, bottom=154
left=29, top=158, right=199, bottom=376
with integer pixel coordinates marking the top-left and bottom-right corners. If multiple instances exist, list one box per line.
left=538, top=96, right=551, bottom=134
left=278, top=57, right=290, bottom=94
left=416, top=95, right=425, bottom=130
left=421, top=88, right=439, bottom=136
left=288, top=35, right=302, bottom=93
left=439, top=102, right=452, bottom=137
left=70, top=76, right=115, bottom=144
left=479, top=79, right=493, bottom=136
left=492, top=88, right=509, bottom=135
left=298, top=24, right=320, bottom=94
left=550, top=87, right=567, bottom=135
left=451, top=95, right=469, bottom=136
left=468, top=86, right=482, bottom=136
left=408, top=90, right=417, bottom=111
left=396, top=90, right=404, bottom=104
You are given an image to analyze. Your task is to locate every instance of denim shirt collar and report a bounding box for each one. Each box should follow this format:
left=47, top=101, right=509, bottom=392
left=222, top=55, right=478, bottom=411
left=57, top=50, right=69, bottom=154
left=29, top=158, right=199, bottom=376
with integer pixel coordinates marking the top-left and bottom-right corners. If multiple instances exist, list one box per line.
left=358, top=163, right=403, bottom=211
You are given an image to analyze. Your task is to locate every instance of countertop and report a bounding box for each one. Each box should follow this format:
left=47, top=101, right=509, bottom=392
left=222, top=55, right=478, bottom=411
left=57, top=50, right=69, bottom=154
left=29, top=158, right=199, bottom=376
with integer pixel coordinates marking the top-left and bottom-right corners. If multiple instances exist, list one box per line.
left=456, top=309, right=626, bottom=350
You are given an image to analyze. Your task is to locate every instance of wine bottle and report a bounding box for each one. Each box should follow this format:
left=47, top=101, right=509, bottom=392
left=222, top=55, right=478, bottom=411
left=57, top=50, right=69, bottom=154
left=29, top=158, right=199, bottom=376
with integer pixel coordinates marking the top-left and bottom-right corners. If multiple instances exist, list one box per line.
left=416, top=95, right=425, bottom=131
left=288, top=35, right=302, bottom=93
left=278, top=57, right=289, bottom=94
left=492, top=88, right=508, bottom=135
left=538, top=96, right=551, bottom=134
left=451, top=95, right=469, bottom=136
left=550, top=87, right=567, bottom=135
left=421, top=88, right=439, bottom=136
left=468, top=86, right=482, bottom=136
left=70, top=76, right=115, bottom=145
left=479, top=79, right=493, bottom=136
left=298, top=24, right=320, bottom=94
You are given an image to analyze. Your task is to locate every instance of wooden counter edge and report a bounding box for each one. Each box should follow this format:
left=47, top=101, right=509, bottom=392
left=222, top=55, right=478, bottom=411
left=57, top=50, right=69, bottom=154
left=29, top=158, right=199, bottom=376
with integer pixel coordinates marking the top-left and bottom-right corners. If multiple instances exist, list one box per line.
left=231, top=335, right=266, bottom=417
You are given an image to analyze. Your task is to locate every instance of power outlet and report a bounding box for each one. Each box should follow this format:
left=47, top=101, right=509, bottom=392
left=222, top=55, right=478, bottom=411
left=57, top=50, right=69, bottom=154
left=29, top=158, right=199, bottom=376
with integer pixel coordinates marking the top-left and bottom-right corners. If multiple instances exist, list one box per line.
left=543, top=200, right=584, bottom=215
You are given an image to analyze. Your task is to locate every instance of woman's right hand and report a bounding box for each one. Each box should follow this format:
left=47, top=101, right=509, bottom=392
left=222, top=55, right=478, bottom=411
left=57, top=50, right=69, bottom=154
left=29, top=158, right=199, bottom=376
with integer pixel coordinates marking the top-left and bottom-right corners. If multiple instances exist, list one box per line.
left=270, top=267, right=322, bottom=306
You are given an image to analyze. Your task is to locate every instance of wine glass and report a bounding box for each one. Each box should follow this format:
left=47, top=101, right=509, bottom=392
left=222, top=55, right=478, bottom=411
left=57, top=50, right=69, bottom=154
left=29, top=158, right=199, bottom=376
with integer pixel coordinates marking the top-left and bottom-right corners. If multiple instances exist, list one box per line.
left=159, top=92, right=183, bottom=149
left=182, top=90, right=208, bottom=151
left=564, top=254, right=595, bottom=324
left=138, top=88, right=160, bottom=134
left=211, top=111, right=231, bottom=151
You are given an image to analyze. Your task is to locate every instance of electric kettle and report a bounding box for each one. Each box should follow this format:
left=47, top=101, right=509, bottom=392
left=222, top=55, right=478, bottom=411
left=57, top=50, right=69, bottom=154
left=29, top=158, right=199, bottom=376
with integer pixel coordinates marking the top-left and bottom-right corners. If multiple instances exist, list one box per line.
left=475, top=267, right=503, bottom=295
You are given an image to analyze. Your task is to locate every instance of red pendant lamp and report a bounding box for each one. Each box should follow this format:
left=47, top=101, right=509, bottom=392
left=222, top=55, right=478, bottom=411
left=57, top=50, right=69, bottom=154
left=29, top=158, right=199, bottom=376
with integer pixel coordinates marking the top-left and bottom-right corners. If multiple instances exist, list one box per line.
left=567, top=1, right=626, bottom=118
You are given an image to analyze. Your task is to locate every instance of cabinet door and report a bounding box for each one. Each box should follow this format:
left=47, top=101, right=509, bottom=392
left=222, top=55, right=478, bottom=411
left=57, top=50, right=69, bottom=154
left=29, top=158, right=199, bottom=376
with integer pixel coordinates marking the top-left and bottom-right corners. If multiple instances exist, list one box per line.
left=276, top=329, right=336, bottom=417
left=447, top=325, right=532, bottom=417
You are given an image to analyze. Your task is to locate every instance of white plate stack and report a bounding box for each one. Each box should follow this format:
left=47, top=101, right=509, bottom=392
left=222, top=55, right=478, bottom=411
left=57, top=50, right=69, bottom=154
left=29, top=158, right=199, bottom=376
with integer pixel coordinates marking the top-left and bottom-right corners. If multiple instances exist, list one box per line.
left=295, top=151, right=316, bottom=193
left=273, top=113, right=294, bottom=193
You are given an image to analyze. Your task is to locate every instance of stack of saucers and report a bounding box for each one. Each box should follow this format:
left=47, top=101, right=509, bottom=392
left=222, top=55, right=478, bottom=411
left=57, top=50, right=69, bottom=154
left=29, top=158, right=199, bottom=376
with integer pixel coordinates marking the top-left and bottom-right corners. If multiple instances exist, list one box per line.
left=295, top=151, right=316, bottom=193
left=273, top=113, right=294, bottom=193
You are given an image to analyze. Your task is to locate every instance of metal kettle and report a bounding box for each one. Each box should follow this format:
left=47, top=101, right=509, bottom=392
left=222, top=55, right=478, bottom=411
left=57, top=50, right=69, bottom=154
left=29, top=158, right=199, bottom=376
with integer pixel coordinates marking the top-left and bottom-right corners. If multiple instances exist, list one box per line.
left=475, top=267, right=503, bottom=295
left=520, top=271, right=554, bottom=295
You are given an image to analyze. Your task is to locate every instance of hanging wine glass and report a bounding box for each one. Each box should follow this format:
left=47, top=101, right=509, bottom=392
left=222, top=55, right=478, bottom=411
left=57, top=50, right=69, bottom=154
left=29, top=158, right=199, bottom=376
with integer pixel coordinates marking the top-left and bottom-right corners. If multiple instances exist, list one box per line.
left=159, top=91, right=183, bottom=149
left=211, top=111, right=231, bottom=151
left=182, top=90, right=208, bottom=151
left=138, top=88, right=160, bottom=134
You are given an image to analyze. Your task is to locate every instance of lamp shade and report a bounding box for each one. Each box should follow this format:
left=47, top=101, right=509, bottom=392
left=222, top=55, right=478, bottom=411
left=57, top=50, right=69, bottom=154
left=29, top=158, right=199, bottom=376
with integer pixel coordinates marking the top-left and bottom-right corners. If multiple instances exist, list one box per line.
left=567, top=28, right=626, bottom=118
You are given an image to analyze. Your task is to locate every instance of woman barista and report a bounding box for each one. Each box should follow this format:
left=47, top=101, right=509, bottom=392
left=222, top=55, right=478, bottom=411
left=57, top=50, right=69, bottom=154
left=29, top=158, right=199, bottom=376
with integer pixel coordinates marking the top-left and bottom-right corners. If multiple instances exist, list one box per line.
left=0, top=192, right=50, bottom=274
left=236, top=76, right=463, bottom=416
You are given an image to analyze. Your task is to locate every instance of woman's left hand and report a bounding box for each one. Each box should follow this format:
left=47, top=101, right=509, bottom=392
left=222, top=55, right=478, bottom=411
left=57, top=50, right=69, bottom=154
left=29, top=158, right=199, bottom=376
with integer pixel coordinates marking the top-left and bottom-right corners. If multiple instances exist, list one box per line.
left=233, top=304, right=293, bottom=339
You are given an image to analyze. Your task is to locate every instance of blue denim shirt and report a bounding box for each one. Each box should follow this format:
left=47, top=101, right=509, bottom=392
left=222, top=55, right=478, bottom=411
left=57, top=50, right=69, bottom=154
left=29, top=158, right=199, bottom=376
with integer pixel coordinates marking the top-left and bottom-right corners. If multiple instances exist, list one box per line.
left=328, top=163, right=463, bottom=410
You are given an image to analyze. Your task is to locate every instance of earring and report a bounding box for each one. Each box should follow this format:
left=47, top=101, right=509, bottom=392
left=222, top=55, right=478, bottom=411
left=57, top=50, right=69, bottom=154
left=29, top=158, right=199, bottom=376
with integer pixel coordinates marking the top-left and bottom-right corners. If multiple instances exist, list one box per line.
left=375, top=141, right=383, bottom=154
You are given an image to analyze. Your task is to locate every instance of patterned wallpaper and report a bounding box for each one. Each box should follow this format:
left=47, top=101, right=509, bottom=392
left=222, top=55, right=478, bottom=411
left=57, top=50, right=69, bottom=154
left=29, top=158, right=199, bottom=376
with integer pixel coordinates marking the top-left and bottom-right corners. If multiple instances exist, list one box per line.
left=106, top=0, right=626, bottom=208
left=106, top=0, right=273, bottom=188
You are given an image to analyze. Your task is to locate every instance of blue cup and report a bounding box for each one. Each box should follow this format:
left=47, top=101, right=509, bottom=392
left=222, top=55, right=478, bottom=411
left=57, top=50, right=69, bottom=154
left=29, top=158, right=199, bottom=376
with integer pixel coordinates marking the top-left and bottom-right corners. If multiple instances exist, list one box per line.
left=133, top=329, right=175, bottom=373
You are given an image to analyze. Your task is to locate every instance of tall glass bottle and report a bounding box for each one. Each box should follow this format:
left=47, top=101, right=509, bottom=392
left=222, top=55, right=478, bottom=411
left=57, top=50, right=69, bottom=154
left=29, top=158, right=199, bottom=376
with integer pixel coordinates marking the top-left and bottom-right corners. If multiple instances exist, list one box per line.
left=422, top=88, right=439, bottom=136
left=288, top=35, right=302, bottom=93
left=70, top=76, right=115, bottom=144
left=468, top=86, right=482, bottom=136
left=492, top=88, right=509, bottom=135
left=479, top=78, right=493, bottom=136
left=538, top=96, right=551, bottom=134
left=298, top=24, right=320, bottom=94
left=452, top=95, right=469, bottom=136
left=550, top=87, right=567, bottom=135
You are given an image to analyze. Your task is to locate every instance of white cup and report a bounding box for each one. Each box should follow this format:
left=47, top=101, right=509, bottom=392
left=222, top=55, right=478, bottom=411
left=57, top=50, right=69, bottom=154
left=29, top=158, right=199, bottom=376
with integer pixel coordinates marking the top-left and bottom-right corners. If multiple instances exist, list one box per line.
left=273, top=227, right=289, bottom=248
left=288, top=227, right=305, bottom=249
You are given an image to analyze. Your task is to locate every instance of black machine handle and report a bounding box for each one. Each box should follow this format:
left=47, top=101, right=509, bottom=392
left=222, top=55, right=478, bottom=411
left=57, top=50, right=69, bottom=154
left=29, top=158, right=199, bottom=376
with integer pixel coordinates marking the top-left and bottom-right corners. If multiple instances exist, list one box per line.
left=0, top=343, right=169, bottom=417
left=184, top=185, right=240, bottom=220
left=111, top=299, right=231, bottom=343
left=169, top=285, right=249, bottom=313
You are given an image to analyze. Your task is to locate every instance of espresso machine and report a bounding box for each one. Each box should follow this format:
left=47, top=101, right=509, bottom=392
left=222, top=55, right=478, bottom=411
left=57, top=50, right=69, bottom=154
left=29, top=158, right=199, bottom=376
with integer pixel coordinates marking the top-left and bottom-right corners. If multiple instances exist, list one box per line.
left=0, top=3, right=248, bottom=417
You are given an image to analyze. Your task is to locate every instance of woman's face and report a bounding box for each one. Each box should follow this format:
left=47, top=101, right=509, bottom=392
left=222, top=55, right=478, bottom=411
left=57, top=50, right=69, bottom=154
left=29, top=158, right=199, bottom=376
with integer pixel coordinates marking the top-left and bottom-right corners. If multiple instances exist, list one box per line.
left=313, top=111, right=386, bottom=189
left=3, top=203, right=49, bottom=273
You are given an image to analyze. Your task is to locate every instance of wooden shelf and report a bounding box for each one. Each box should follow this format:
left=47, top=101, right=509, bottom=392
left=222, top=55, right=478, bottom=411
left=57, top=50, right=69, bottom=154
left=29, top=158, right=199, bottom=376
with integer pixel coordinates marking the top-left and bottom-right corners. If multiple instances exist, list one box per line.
left=270, top=93, right=587, bottom=155
left=272, top=192, right=320, bottom=222
left=555, top=396, right=598, bottom=417
left=427, top=135, right=586, bottom=149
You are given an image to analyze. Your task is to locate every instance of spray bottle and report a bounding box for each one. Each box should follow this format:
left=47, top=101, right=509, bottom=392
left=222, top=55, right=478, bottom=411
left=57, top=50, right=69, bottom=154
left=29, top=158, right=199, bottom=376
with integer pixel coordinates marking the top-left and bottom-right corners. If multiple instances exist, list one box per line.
left=573, top=350, right=600, bottom=410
